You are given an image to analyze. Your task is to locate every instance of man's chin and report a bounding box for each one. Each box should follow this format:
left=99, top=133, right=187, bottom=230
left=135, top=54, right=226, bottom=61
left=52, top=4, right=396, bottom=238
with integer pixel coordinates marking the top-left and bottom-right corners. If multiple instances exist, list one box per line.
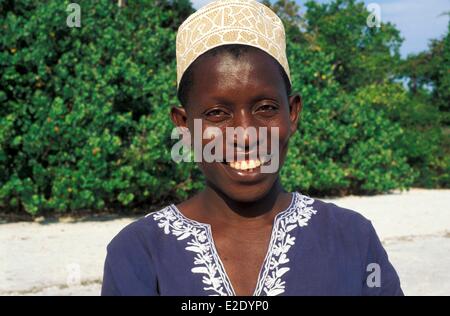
left=214, top=180, right=279, bottom=204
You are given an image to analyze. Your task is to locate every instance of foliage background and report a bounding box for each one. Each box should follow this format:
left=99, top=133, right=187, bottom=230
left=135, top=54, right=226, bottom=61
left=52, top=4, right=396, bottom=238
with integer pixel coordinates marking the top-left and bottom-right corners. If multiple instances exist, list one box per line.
left=0, top=0, right=448, bottom=215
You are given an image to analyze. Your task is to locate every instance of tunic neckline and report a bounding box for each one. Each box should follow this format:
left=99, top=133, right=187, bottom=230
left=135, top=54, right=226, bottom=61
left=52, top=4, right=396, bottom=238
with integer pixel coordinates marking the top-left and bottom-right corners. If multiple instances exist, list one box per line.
left=169, top=192, right=297, bottom=296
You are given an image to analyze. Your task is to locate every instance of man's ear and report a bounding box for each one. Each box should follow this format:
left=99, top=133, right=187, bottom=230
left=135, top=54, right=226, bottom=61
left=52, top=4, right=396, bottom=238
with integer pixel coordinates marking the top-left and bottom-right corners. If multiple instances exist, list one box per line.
left=170, top=106, right=188, bottom=128
left=288, top=93, right=302, bottom=135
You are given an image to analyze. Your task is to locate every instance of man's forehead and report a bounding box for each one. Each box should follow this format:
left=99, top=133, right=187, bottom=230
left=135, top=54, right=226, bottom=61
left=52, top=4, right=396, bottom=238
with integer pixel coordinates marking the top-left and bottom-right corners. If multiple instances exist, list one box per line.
left=196, top=52, right=284, bottom=92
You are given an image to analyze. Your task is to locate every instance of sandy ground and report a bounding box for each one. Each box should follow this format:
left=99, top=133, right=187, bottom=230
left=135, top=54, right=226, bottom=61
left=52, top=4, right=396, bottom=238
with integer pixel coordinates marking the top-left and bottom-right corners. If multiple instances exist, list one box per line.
left=1, top=188, right=449, bottom=296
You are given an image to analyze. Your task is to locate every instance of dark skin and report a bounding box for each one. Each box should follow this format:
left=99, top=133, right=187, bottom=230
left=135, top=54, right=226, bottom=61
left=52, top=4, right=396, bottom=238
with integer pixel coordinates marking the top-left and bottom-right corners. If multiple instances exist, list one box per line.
left=171, top=49, right=303, bottom=296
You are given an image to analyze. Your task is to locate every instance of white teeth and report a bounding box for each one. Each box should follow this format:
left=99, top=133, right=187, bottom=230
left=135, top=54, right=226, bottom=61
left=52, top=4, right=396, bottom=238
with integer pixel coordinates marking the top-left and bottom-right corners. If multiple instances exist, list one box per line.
left=228, top=159, right=262, bottom=171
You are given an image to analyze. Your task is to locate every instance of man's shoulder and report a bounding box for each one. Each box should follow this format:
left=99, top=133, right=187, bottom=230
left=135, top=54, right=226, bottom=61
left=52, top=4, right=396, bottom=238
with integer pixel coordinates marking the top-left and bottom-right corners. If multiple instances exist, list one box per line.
left=307, top=195, right=373, bottom=235
left=106, top=205, right=173, bottom=253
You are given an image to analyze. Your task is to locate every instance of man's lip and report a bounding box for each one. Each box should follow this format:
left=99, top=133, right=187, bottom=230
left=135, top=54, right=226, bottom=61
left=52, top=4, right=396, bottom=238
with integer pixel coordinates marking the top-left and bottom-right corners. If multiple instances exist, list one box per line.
left=224, top=153, right=272, bottom=162
left=234, top=149, right=258, bottom=156
left=222, top=156, right=271, bottom=166
left=216, top=157, right=274, bottom=184
left=220, top=162, right=265, bottom=182
left=226, top=146, right=270, bottom=160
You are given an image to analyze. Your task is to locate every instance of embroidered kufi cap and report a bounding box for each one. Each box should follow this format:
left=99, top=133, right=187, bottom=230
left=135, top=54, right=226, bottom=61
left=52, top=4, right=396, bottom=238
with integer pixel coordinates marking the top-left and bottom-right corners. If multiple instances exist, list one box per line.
left=176, top=0, right=291, bottom=87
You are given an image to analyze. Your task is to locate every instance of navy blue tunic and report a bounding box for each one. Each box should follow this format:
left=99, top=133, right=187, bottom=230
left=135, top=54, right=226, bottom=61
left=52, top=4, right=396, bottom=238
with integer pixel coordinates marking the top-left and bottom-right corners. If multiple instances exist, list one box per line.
left=101, top=192, right=403, bottom=296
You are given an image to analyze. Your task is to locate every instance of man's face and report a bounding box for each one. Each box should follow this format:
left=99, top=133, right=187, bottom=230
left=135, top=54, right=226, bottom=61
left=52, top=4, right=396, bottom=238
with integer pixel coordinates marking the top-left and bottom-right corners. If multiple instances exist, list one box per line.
left=172, top=49, right=302, bottom=202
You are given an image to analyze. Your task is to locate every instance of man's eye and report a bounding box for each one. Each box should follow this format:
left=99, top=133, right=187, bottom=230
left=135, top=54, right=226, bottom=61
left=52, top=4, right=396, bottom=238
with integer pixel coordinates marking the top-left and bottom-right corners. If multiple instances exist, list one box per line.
left=256, top=104, right=278, bottom=112
left=205, top=109, right=227, bottom=116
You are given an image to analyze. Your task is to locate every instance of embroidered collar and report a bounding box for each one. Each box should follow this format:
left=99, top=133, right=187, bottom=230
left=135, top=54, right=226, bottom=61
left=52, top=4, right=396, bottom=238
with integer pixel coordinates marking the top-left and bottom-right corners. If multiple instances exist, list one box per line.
left=150, top=192, right=317, bottom=296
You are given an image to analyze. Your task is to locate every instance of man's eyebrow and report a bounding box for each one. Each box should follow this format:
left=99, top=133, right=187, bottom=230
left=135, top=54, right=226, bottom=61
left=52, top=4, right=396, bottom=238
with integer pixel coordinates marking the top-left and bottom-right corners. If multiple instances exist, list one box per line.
left=204, top=89, right=281, bottom=106
left=207, top=95, right=235, bottom=105
left=249, top=92, right=280, bottom=103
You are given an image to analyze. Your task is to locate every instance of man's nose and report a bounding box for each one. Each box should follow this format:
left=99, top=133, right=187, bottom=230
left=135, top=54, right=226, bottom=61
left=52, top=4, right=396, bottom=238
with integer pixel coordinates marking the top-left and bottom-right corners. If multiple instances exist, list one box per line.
left=230, top=109, right=258, bottom=152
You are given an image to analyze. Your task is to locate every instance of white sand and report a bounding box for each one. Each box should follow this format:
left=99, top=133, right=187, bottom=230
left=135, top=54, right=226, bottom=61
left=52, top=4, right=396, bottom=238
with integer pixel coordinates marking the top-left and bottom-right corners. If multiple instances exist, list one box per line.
left=1, top=188, right=449, bottom=296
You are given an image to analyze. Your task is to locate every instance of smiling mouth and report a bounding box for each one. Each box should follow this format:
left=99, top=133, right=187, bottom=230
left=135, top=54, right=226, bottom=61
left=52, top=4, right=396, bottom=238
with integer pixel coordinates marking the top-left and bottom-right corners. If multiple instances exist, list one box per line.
left=223, top=156, right=271, bottom=172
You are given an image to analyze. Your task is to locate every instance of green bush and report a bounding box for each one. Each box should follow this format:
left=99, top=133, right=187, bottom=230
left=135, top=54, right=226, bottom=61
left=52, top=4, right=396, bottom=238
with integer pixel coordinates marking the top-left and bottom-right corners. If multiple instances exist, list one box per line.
left=281, top=41, right=416, bottom=195
left=0, top=0, right=444, bottom=215
left=352, top=83, right=449, bottom=188
left=0, top=0, right=199, bottom=214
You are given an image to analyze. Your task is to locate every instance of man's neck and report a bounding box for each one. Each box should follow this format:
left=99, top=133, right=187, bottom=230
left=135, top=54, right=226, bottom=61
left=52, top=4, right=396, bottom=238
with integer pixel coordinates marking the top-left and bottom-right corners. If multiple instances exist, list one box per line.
left=196, top=180, right=292, bottom=228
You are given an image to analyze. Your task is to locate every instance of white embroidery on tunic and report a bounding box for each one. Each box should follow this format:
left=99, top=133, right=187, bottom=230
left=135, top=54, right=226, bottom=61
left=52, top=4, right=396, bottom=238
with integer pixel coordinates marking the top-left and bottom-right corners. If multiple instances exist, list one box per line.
left=150, top=192, right=317, bottom=296
left=254, top=193, right=317, bottom=296
left=151, top=207, right=232, bottom=295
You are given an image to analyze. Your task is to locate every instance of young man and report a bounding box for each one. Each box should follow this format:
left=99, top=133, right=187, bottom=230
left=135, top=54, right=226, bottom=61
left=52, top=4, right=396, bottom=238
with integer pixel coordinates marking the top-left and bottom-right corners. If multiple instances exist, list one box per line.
left=101, top=0, right=403, bottom=296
